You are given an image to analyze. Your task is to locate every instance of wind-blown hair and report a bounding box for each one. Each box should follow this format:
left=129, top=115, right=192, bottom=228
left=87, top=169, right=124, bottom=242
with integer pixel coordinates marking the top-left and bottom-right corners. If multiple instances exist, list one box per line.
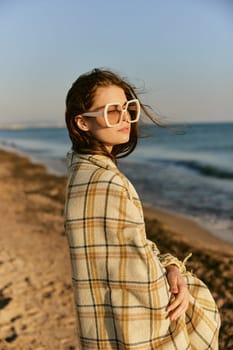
left=65, top=68, right=157, bottom=160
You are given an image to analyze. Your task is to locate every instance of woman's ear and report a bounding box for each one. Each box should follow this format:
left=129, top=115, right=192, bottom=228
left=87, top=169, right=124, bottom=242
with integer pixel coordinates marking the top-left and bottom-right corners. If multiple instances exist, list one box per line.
left=75, top=115, right=90, bottom=131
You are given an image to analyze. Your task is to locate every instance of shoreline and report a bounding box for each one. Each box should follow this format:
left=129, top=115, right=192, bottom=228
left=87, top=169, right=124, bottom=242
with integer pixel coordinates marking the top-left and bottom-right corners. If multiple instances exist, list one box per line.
left=144, top=206, right=233, bottom=256
left=0, top=148, right=232, bottom=349
left=1, top=146, right=232, bottom=252
left=1, top=142, right=233, bottom=246
left=0, top=147, right=233, bottom=250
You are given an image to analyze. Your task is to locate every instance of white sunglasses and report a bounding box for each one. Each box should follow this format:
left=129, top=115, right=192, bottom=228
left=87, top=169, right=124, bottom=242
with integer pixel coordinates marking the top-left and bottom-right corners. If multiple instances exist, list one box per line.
left=82, top=99, right=140, bottom=128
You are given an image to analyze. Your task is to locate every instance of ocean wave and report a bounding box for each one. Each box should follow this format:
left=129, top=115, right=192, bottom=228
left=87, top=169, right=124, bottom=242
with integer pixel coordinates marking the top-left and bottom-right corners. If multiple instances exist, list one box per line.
left=177, top=161, right=233, bottom=179
left=154, top=159, right=233, bottom=180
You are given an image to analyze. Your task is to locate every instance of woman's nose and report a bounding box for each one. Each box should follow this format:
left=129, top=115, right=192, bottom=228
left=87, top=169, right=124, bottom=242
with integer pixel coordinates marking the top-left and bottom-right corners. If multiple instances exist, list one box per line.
left=122, top=109, right=131, bottom=123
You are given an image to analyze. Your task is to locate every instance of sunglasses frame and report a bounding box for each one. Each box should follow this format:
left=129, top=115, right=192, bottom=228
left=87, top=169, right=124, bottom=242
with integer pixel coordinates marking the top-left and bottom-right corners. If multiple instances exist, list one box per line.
left=82, top=99, right=140, bottom=128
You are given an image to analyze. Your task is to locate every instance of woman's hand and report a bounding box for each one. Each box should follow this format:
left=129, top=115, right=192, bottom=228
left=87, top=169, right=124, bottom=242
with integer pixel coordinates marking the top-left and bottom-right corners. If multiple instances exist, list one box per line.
left=166, top=265, right=190, bottom=321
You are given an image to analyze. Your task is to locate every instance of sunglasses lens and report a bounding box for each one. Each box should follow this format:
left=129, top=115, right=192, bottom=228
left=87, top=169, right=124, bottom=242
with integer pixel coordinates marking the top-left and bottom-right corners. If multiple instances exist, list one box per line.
left=127, top=101, right=139, bottom=122
left=106, top=104, right=122, bottom=126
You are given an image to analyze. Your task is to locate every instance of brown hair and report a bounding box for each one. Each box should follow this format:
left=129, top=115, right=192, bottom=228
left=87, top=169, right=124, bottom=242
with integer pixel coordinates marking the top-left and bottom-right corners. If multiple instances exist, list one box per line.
left=65, top=68, right=158, bottom=160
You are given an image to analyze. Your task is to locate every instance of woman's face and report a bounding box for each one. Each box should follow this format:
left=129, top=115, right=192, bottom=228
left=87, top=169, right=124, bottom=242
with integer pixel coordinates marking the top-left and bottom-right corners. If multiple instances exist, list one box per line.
left=76, top=85, right=132, bottom=152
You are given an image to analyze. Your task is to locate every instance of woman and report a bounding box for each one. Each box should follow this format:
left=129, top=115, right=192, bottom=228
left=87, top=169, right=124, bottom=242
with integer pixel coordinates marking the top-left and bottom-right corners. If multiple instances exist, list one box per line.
left=64, top=68, right=220, bottom=349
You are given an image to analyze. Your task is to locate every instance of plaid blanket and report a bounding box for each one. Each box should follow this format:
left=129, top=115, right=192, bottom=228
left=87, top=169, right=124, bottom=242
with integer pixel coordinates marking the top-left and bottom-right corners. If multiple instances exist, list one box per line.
left=64, top=153, right=220, bottom=349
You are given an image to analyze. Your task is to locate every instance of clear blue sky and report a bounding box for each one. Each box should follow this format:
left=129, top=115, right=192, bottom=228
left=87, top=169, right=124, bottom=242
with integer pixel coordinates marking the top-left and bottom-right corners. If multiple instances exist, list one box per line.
left=0, top=0, right=232, bottom=125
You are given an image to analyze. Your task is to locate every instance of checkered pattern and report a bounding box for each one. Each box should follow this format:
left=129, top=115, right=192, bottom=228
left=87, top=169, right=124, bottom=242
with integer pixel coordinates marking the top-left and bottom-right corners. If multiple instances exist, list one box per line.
left=64, top=153, right=220, bottom=349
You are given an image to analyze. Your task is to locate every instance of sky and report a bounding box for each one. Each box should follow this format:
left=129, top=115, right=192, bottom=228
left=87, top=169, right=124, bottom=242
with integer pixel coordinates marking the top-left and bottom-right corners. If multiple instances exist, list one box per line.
left=0, top=0, right=233, bottom=126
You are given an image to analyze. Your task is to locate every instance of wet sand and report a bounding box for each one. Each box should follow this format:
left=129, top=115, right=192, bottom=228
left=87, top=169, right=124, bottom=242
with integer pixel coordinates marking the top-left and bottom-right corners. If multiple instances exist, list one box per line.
left=0, top=149, right=232, bottom=349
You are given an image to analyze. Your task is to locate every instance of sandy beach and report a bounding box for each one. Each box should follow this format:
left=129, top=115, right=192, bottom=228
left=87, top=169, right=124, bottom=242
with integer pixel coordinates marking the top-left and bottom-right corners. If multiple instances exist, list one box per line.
left=0, top=149, right=232, bottom=349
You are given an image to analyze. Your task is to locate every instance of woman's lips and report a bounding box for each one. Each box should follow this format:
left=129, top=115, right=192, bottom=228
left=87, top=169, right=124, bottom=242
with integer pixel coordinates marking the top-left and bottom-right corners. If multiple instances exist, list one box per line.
left=118, top=127, right=130, bottom=133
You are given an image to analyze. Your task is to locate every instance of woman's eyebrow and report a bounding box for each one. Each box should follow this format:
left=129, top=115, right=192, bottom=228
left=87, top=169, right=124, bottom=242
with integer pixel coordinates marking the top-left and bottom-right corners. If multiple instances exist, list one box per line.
left=91, top=104, right=106, bottom=111
left=93, top=101, right=128, bottom=111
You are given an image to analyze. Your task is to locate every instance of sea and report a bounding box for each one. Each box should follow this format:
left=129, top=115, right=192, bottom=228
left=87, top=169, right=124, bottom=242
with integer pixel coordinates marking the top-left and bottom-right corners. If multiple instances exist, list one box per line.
left=0, top=122, right=233, bottom=244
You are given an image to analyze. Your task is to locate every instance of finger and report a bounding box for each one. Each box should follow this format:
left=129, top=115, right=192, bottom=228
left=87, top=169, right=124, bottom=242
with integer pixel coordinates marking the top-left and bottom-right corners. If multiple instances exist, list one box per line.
left=169, top=299, right=189, bottom=320
left=167, top=291, right=190, bottom=320
left=166, top=287, right=187, bottom=312
left=170, top=282, right=178, bottom=294
left=167, top=275, right=179, bottom=294
left=166, top=297, right=181, bottom=313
